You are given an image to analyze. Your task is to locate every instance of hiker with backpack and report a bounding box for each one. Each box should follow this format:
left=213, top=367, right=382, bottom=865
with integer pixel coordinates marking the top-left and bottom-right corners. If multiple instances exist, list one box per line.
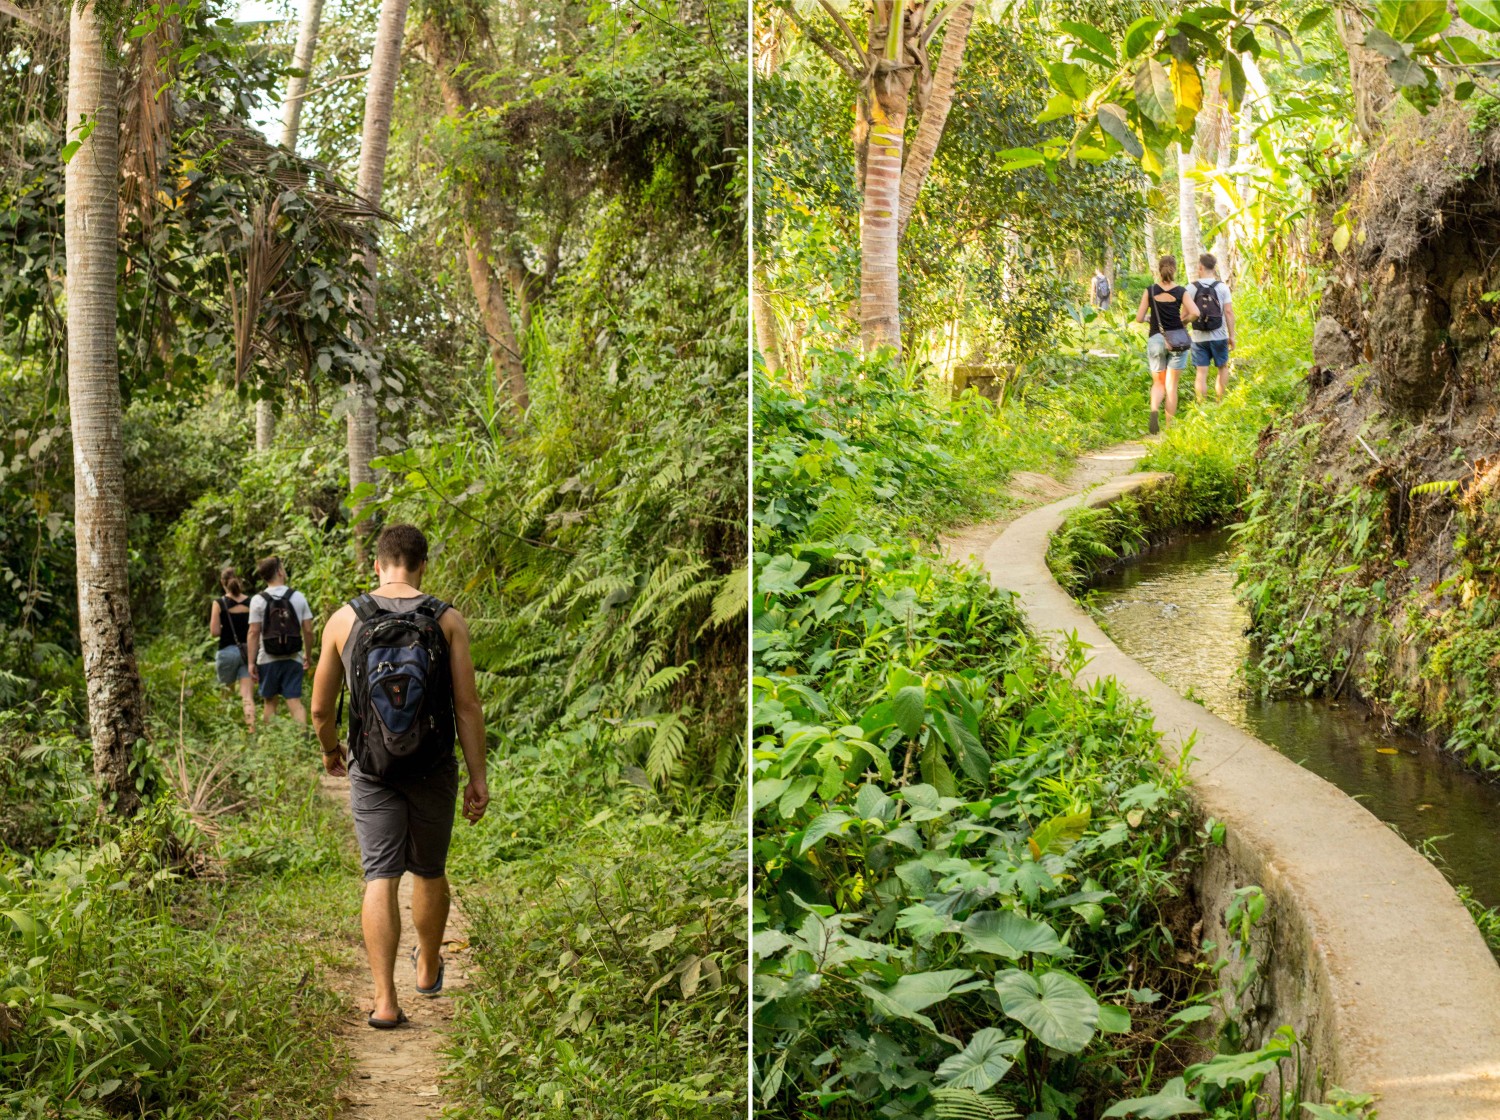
left=1091, top=267, right=1112, bottom=312
left=1135, top=254, right=1200, bottom=435
left=308, top=523, right=489, bottom=1031
left=1189, top=252, right=1236, bottom=402
left=209, top=566, right=255, bottom=731
left=246, top=555, right=316, bottom=726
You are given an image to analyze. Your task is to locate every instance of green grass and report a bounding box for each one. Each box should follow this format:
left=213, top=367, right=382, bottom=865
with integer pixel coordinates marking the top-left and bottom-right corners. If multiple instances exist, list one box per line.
left=440, top=733, right=745, bottom=1119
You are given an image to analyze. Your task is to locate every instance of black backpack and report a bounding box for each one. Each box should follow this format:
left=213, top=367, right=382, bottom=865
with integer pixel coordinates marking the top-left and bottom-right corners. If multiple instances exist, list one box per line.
left=1093, top=275, right=1111, bottom=300
left=1192, top=280, right=1224, bottom=333
left=261, top=589, right=303, bottom=657
left=344, top=594, right=455, bottom=779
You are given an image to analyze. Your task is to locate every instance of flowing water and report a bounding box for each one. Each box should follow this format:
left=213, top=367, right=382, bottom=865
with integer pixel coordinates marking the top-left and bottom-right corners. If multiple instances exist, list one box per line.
left=1091, top=529, right=1500, bottom=910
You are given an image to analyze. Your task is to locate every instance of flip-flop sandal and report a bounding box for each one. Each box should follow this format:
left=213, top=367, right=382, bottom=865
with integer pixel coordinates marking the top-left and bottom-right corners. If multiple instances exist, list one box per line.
left=367, top=1009, right=408, bottom=1030
left=411, top=945, right=445, bottom=996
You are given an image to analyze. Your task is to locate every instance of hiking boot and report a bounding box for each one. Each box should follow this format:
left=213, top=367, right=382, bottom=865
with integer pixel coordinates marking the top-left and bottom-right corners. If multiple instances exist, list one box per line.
left=1148, top=409, right=1160, bottom=435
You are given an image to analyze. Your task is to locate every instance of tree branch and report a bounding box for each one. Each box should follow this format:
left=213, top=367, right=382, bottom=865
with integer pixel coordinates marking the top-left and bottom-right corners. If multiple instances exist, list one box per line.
left=816, top=0, right=867, bottom=61
left=787, top=7, right=861, bottom=82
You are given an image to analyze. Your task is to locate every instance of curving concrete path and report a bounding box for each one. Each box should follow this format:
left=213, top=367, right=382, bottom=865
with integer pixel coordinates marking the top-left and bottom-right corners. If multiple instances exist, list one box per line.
left=981, top=472, right=1500, bottom=1118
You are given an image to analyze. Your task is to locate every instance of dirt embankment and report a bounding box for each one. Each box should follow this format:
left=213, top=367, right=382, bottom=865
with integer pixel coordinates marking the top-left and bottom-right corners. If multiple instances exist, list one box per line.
left=1250, top=102, right=1500, bottom=762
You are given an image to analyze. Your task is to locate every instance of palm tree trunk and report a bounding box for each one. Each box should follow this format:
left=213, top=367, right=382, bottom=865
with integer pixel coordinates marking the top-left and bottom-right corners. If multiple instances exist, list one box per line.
left=860, top=77, right=909, bottom=354
left=349, top=0, right=410, bottom=512
left=280, top=0, right=324, bottom=153
left=1176, top=141, right=1201, bottom=271
left=255, top=0, right=325, bottom=453
left=896, top=0, right=974, bottom=241
left=752, top=251, right=783, bottom=374
left=66, top=0, right=148, bottom=816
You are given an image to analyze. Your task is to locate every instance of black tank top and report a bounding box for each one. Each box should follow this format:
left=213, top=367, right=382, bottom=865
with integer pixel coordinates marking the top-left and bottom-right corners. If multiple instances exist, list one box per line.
left=217, top=596, right=250, bottom=648
left=1147, top=284, right=1187, bottom=336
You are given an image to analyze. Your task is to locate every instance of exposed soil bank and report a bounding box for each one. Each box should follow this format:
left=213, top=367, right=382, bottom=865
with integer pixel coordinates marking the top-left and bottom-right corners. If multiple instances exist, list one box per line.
left=983, top=473, right=1500, bottom=1117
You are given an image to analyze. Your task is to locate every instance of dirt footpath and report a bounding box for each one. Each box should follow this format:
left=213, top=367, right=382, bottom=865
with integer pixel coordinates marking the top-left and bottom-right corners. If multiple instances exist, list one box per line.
left=940, top=440, right=1149, bottom=567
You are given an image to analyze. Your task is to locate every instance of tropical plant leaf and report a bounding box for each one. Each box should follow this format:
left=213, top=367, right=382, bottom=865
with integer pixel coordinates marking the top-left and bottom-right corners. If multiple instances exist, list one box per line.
left=1101, top=1077, right=1203, bottom=1118
left=891, top=685, right=927, bottom=738
left=934, top=1027, right=1024, bottom=1093
left=1170, top=59, right=1202, bottom=130
left=1134, top=59, right=1175, bottom=127
left=854, top=969, right=978, bottom=1031
left=1097, top=104, right=1143, bottom=157
left=993, top=969, right=1099, bottom=1054
left=961, top=910, right=1063, bottom=959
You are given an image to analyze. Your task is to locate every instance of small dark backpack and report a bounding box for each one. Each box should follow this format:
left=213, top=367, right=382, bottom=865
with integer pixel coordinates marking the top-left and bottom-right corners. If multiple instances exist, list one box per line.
left=345, top=594, right=455, bottom=779
left=1093, top=275, right=1110, bottom=300
left=261, top=590, right=303, bottom=656
left=1192, top=280, right=1224, bottom=333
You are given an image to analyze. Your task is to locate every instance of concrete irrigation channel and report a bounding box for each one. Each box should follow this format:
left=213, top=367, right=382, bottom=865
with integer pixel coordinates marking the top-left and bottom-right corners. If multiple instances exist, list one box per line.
left=980, top=471, right=1500, bottom=1119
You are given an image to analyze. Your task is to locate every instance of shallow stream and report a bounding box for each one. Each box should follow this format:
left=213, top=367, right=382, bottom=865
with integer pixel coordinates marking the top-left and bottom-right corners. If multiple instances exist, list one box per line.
left=1091, top=529, right=1500, bottom=910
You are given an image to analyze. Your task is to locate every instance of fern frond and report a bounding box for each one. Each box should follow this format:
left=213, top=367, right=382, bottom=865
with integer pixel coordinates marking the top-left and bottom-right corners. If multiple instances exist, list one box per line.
left=929, top=1087, right=1021, bottom=1120
left=646, top=713, right=689, bottom=787
left=1411, top=478, right=1461, bottom=497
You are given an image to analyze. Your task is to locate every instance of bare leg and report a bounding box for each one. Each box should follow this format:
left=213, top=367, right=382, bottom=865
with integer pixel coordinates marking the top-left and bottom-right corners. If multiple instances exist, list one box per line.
left=1217, top=363, right=1229, bottom=400
left=1195, top=365, right=1209, bottom=402
left=1165, top=368, right=1180, bottom=423
left=1149, top=369, right=1165, bottom=413
left=262, top=697, right=276, bottom=724
left=286, top=697, right=308, bottom=726
left=238, top=677, right=256, bottom=731
left=363, top=876, right=402, bottom=1021
left=411, top=874, right=451, bottom=990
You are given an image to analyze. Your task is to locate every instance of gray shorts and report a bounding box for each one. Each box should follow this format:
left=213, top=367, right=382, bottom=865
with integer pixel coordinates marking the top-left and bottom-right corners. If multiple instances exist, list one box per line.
left=215, top=645, right=249, bottom=685
left=348, top=759, right=459, bottom=881
left=1147, top=333, right=1190, bottom=374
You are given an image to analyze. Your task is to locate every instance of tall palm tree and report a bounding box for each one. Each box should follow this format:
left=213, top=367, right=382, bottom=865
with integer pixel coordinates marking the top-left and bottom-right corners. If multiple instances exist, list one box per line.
left=66, top=0, right=149, bottom=815
left=257, top=0, right=327, bottom=450
left=348, top=0, right=410, bottom=515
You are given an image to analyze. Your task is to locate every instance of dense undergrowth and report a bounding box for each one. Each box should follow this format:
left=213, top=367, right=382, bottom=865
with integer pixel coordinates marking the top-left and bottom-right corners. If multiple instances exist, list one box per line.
left=751, top=338, right=1343, bottom=1118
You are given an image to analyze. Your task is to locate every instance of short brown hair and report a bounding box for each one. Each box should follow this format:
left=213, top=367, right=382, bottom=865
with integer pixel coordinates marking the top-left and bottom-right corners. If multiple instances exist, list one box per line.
left=1157, top=255, right=1177, bottom=283
left=1199, top=252, right=1217, bottom=271
left=376, top=524, right=428, bottom=570
left=255, top=555, right=282, bottom=582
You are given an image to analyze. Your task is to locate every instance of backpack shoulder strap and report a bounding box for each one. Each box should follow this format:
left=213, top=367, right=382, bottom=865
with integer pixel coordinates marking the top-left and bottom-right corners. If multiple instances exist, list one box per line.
left=351, top=593, right=383, bottom=623
left=415, top=595, right=451, bottom=621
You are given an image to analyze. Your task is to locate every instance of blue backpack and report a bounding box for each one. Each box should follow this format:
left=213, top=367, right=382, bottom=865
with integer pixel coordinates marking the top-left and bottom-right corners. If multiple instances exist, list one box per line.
left=344, top=594, right=455, bottom=779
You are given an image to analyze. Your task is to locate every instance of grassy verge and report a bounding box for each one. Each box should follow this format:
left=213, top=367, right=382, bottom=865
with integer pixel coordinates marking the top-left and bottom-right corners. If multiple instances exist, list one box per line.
left=440, top=733, right=745, bottom=1119
left=0, top=642, right=360, bottom=1119
left=752, top=345, right=1348, bottom=1118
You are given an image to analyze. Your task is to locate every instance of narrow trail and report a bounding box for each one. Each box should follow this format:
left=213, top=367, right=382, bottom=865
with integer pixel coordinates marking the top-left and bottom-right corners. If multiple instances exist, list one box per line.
left=940, top=439, right=1149, bottom=566
left=319, top=773, right=470, bottom=1119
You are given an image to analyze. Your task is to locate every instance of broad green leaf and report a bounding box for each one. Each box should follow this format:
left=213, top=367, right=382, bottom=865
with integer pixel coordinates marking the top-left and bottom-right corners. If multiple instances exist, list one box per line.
left=778, top=775, right=817, bottom=817
left=1037, top=92, right=1077, bottom=123
left=993, top=969, right=1099, bottom=1054
left=1028, top=809, right=1090, bottom=859
left=892, top=686, right=927, bottom=738
left=1046, top=61, right=1091, bottom=99
left=1169, top=59, right=1202, bottom=131
left=1386, top=54, right=1432, bottom=89
left=1459, top=0, right=1500, bottom=33
left=1097, top=104, right=1143, bottom=157
left=1101, top=1078, right=1203, bottom=1118
left=1376, top=0, right=1450, bottom=41
left=933, top=708, right=989, bottom=783
left=1141, top=144, right=1165, bottom=177
left=962, top=910, right=1063, bottom=959
left=897, top=903, right=960, bottom=941
left=856, top=968, right=977, bottom=1030
left=798, top=811, right=852, bottom=854
left=935, top=1028, right=1023, bottom=1093
left=1297, top=6, right=1331, bottom=33
left=1168, top=1004, right=1215, bottom=1024
left=1058, top=20, right=1115, bottom=61
left=1361, top=27, right=1409, bottom=61
left=1133, top=60, right=1175, bottom=127
left=753, top=777, right=789, bottom=812
left=1332, top=223, right=1351, bottom=253
left=758, top=554, right=810, bottom=596
left=1124, top=17, right=1162, bottom=59
left=1438, top=35, right=1493, bottom=64
left=1097, top=1004, right=1132, bottom=1034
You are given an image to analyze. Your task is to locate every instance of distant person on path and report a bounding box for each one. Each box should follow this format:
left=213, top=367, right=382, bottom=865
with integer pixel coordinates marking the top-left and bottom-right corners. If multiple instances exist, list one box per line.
left=1189, top=252, right=1236, bottom=402
left=246, top=555, right=315, bottom=726
left=1091, top=267, right=1112, bottom=312
left=210, top=566, right=255, bottom=731
left=310, top=524, right=489, bottom=1031
left=1136, top=254, right=1199, bottom=435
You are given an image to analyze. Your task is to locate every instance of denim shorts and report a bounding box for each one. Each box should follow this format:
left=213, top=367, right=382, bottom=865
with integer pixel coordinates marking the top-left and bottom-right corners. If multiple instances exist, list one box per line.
left=1147, top=334, right=1190, bottom=374
left=215, top=645, right=248, bottom=685
left=257, top=658, right=304, bottom=699
left=1192, top=338, right=1231, bottom=368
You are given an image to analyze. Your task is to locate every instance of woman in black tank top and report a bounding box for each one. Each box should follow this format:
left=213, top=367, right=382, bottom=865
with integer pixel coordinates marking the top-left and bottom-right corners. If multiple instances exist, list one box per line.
left=1135, top=254, right=1199, bottom=434
left=211, top=566, right=256, bottom=730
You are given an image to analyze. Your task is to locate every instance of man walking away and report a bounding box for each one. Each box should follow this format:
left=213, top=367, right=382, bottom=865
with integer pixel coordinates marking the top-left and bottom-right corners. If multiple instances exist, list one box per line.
left=310, top=523, right=489, bottom=1030
left=1091, top=267, right=1112, bottom=312
left=1189, top=252, right=1236, bottom=402
left=247, top=555, right=315, bottom=726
